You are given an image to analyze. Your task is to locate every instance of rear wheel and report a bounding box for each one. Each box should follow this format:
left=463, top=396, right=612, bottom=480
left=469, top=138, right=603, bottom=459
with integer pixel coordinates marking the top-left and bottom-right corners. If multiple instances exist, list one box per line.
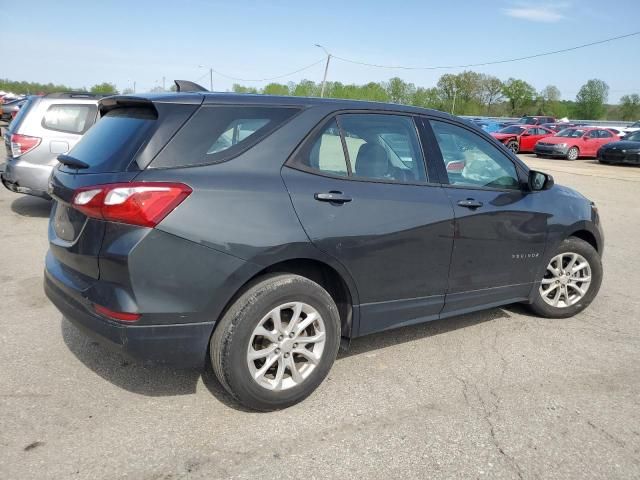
left=210, top=274, right=341, bottom=411
left=528, top=237, right=602, bottom=318
left=566, top=147, right=579, bottom=160
left=506, top=140, right=519, bottom=154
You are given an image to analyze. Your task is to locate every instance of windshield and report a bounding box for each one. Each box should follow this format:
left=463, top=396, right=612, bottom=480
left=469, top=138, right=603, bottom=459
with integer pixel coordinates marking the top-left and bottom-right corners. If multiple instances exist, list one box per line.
left=555, top=129, right=585, bottom=138
left=64, top=107, right=157, bottom=173
left=625, top=131, right=640, bottom=142
left=630, top=121, right=640, bottom=128
left=498, top=126, right=526, bottom=134
left=518, top=116, right=537, bottom=125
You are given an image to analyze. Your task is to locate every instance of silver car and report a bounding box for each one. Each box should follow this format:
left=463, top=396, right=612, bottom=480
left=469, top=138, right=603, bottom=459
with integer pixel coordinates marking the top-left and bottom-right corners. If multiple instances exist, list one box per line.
left=1, top=93, right=101, bottom=198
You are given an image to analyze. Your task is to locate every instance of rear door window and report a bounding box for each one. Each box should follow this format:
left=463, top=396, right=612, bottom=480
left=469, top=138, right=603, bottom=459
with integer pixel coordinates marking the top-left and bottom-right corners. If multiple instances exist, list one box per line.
left=152, top=105, right=301, bottom=168
left=42, top=104, right=97, bottom=134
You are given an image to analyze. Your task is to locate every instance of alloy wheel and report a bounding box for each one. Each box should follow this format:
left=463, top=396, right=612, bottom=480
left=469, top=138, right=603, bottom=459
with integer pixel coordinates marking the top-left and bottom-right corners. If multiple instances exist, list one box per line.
left=539, top=252, right=592, bottom=308
left=247, top=302, right=326, bottom=391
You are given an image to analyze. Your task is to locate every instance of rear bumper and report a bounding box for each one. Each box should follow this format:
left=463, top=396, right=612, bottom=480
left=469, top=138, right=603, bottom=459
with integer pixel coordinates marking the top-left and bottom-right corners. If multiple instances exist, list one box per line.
left=1, top=158, right=52, bottom=198
left=44, top=269, right=214, bottom=368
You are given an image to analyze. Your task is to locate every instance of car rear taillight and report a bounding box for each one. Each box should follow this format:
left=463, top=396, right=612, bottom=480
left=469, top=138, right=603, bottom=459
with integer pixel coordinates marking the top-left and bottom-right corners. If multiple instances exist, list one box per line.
left=72, top=182, right=192, bottom=228
left=446, top=160, right=466, bottom=172
left=94, top=304, right=141, bottom=322
left=10, top=133, right=41, bottom=157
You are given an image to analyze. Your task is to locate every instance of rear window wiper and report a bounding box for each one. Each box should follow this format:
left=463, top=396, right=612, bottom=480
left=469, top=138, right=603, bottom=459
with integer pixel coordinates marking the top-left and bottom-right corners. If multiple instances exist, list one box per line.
left=57, top=154, right=89, bottom=169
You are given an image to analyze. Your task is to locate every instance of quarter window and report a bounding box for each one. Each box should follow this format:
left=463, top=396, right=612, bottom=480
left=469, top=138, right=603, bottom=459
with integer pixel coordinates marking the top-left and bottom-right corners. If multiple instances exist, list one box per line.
left=153, top=105, right=300, bottom=168
left=431, top=120, right=520, bottom=190
left=42, top=104, right=97, bottom=134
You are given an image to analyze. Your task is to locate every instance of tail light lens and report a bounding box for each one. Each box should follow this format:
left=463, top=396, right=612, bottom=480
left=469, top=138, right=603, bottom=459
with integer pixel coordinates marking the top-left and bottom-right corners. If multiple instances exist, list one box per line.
left=446, top=160, right=465, bottom=172
left=10, top=133, right=41, bottom=157
left=72, top=182, right=192, bottom=227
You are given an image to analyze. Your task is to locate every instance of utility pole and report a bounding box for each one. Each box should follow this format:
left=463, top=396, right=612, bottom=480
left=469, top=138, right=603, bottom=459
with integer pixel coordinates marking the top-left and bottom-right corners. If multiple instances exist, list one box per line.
left=199, top=65, right=213, bottom=91
left=162, top=76, right=165, bottom=91
left=315, top=44, right=331, bottom=98
left=133, top=81, right=136, bottom=94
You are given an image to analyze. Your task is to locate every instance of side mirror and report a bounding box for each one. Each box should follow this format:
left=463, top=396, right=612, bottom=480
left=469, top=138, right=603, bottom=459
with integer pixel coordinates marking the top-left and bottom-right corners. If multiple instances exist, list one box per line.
left=528, top=170, right=554, bottom=191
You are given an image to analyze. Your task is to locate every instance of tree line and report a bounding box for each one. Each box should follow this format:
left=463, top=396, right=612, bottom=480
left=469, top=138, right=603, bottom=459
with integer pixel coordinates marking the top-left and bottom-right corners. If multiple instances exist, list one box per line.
left=3, top=74, right=639, bottom=121
left=233, top=74, right=639, bottom=121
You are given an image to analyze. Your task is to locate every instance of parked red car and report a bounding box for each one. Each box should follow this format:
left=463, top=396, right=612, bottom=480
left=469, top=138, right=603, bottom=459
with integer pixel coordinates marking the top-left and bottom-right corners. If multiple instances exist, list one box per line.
left=492, top=125, right=555, bottom=153
left=534, top=127, right=619, bottom=160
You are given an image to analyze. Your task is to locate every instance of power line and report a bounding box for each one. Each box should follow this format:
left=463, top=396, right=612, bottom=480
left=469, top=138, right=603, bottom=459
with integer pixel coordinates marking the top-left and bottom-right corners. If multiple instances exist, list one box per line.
left=212, top=59, right=325, bottom=82
left=331, top=31, right=640, bottom=70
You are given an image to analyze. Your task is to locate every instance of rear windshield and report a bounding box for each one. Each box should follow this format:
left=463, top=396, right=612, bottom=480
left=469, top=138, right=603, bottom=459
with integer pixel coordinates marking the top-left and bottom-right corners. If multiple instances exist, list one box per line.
left=64, top=107, right=157, bottom=173
left=151, top=105, right=301, bottom=168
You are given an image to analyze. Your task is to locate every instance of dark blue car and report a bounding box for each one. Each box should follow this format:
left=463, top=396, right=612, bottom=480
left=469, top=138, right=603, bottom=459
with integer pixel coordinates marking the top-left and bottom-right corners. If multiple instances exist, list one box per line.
left=45, top=84, right=604, bottom=410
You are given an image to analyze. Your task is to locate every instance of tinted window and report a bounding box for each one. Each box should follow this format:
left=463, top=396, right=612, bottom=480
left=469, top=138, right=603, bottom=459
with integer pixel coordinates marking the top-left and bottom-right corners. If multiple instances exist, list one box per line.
left=7, top=96, right=36, bottom=131
left=431, top=120, right=520, bottom=190
left=42, top=104, right=97, bottom=134
left=499, top=126, right=526, bottom=134
left=598, top=130, right=613, bottom=138
left=625, top=131, right=640, bottom=142
left=154, top=105, right=300, bottom=168
left=301, top=119, right=349, bottom=177
left=64, top=107, right=157, bottom=173
left=556, top=129, right=585, bottom=138
left=338, top=114, right=426, bottom=182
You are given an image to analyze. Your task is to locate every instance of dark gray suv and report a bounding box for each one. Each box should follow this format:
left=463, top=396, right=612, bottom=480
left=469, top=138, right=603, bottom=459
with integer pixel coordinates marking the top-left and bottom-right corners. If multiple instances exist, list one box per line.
left=45, top=88, right=603, bottom=410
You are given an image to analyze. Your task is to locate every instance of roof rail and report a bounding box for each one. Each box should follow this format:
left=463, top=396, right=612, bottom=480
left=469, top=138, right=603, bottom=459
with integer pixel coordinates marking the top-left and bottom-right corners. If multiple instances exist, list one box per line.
left=174, top=80, right=208, bottom=93
left=44, top=92, right=107, bottom=99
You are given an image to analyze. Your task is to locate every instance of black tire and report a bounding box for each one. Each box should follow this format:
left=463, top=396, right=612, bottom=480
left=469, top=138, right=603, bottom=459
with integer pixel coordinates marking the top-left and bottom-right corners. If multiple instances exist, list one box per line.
left=566, top=147, right=579, bottom=160
left=528, top=237, right=602, bottom=319
left=210, top=274, right=341, bottom=411
left=506, top=140, right=519, bottom=154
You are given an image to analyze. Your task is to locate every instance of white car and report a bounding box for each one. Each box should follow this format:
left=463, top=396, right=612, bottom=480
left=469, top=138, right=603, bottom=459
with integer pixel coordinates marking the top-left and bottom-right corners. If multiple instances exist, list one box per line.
left=621, top=121, right=640, bottom=136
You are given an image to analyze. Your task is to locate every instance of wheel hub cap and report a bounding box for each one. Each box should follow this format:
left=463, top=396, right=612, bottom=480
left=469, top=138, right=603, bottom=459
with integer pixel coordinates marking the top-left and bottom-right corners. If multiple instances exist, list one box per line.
left=247, top=302, right=326, bottom=391
left=539, top=252, right=592, bottom=308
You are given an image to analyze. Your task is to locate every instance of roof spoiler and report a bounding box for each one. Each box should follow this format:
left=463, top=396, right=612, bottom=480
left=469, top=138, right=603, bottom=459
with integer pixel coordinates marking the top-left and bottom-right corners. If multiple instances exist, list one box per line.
left=174, top=80, right=208, bottom=92
left=98, top=96, right=158, bottom=117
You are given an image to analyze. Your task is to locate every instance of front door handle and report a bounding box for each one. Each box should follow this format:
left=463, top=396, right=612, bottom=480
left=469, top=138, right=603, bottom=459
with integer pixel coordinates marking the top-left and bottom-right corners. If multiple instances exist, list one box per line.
left=457, top=198, right=483, bottom=209
left=314, top=191, right=352, bottom=204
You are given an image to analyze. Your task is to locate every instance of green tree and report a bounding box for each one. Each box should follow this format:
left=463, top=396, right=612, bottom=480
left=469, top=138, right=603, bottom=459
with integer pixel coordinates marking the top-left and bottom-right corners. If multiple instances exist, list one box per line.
left=411, top=87, right=441, bottom=109
left=502, top=78, right=536, bottom=115
left=478, top=75, right=504, bottom=114
left=232, top=83, right=259, bottom=94
left=262, top=83, right=290, bottom=95
left=291, top=79, right=319, bottom=97
left=620, top=94, right=640, bottom=121
left=574, top=79, right=609, bottom=119
left=538, top=85, right=561, bottom=115
left=90, top=82, right=118, bottom=94
left=385, top=77, right=416, bottom=104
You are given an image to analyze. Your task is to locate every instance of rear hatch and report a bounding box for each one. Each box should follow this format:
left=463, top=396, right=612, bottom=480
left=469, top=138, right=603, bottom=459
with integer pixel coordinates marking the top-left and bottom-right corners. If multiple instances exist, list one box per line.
left=48, top=96, right=201, bottom=283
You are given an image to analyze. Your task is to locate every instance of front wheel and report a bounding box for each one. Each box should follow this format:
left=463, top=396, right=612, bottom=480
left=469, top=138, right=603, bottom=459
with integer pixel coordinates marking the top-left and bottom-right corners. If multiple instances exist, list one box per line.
left=210, top=274, right=341, bottom=411
left=528, top=237, right=602, bottom=318
left=566, top=147, right=579, bottom=160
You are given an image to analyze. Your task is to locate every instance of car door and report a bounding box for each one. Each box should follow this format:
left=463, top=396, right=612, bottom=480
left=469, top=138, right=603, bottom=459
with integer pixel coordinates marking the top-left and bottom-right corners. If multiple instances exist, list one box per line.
left=282, top=112, right=454, bottom=336
left=520, top=128, right=542, bottom=151
left=595, top=129, right=616, bottom=151
left=425, top=118, right=548, bottom=315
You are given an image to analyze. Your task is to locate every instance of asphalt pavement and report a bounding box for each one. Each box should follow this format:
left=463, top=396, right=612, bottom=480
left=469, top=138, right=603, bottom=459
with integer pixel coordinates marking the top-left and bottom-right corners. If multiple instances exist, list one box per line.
left=1, top=150, right=639, bottom=479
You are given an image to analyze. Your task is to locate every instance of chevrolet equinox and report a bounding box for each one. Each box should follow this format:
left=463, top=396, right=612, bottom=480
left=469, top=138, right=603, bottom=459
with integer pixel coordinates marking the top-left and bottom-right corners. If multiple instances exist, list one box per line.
left=45, top=84, right=603, bottom=410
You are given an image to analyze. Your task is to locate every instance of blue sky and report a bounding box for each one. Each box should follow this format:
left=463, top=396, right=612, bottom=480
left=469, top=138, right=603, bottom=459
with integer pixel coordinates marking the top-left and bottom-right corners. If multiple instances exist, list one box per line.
left=3, top=0, right=639, bottom=102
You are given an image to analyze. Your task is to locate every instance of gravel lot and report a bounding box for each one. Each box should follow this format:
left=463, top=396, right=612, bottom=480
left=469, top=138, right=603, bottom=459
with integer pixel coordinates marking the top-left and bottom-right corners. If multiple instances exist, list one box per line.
left=1, top=147, right=639, bottom=479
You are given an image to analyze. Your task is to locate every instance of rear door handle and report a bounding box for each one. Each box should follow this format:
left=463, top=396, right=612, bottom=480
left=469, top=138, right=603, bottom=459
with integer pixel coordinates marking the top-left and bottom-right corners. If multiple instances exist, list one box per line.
left=314, top=192, right=352, bottom=204
left=457, top=198, right=483, bottom=209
